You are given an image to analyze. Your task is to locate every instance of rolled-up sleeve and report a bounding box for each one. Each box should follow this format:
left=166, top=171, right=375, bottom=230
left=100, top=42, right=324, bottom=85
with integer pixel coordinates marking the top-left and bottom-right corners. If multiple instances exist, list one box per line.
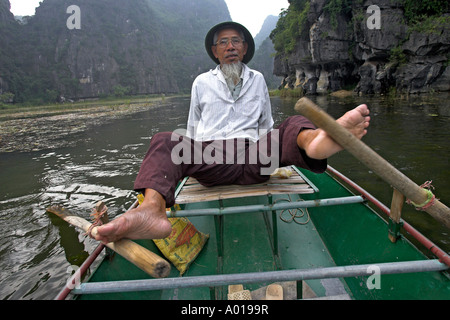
left=186, top=79, right=201, bottom=139
left=258, top=79, right=274, bottom=134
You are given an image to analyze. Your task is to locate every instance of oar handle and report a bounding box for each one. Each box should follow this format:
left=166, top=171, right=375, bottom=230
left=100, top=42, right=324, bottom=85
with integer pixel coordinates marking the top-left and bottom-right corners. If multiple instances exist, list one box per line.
left=294, top=97, right=450, bottom=229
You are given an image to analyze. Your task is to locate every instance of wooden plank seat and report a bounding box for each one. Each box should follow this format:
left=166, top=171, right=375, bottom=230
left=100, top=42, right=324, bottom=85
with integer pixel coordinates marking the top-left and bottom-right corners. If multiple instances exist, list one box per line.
left=175, top=166, right=317, bottom=205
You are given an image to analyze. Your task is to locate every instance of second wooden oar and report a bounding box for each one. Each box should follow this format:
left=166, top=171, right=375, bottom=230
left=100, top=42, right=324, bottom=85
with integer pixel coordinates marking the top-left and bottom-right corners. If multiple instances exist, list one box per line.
left=47, top=205, right=171, bottom=278
left=294, top=97, right=450, bottom=229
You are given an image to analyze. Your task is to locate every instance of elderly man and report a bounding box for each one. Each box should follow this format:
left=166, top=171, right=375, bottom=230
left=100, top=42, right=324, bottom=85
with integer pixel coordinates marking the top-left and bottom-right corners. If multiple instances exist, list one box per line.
left=94, top=22, right=370, bottom=243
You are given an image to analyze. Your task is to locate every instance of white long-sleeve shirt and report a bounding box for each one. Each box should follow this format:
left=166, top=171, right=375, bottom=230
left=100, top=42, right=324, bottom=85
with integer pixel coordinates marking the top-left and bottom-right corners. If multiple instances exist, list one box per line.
left=186, top=64, right=274, bottom=142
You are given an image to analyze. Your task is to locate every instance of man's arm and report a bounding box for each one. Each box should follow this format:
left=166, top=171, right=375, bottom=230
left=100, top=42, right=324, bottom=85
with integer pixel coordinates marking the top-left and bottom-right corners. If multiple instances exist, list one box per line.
left=257, top=78, right=274, bottom=133
left=186, top=80, right=201, bottom=139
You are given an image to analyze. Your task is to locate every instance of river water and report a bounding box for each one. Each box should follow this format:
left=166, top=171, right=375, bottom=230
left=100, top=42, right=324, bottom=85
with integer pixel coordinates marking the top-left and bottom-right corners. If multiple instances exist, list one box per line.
left=0, top=94, right=448, bottom=300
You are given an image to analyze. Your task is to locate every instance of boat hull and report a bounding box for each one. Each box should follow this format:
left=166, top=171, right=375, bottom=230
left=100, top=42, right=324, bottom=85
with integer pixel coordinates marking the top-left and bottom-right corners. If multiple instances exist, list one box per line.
left=73, top=168, right=450, bottom=300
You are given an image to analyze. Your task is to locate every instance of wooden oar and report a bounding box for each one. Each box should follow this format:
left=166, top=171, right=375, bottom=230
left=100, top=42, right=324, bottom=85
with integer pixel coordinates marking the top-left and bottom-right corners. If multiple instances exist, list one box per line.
left=47, top=205, right=171, bottom=278
left=294, top=97, right=450, bottom=229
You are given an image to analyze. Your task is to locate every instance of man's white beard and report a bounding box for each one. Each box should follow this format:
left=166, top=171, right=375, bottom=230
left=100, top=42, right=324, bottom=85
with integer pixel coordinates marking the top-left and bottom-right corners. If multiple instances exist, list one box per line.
left=221, top=61, right=243, bottom=86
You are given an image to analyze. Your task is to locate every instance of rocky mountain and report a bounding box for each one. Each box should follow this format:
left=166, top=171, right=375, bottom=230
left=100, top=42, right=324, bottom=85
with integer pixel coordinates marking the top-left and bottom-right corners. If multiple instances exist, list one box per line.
left=0, top=0, right=230, bottom=103
left=249, top=15, right=282, bottom=89
left=271, top=0, right=450, bottom=95
left=254, top=15, right=279, bottom=50
left=0, top=0, right=21, bottom=99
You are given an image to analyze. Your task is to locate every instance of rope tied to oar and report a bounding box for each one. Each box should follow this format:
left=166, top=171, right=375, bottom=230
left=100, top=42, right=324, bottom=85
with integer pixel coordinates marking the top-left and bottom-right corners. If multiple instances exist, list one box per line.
left=406, top=181, right=438, bottom=211
left=86, top=203, right=108, bottom=238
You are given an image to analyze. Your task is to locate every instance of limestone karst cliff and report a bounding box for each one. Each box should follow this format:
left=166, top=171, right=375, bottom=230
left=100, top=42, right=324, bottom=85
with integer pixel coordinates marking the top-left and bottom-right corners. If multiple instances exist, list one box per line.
left=0, top=0, right=230, bottom=102
left=271, top=0, right=450, bottom=95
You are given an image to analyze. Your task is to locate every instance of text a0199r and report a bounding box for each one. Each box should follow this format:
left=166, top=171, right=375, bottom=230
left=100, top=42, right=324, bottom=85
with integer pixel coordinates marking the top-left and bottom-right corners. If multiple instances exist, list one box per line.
left=224, top=304, right=269, bottom=315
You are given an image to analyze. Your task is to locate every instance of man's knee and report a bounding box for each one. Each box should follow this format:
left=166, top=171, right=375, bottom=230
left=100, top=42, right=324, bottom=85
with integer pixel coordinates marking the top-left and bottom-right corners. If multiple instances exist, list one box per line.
left=151, top=132, right=175, bottom=144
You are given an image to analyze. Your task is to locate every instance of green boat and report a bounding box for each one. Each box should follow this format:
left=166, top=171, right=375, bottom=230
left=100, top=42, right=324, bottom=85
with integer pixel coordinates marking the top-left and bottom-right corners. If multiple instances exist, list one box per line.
left=55, top=164, right=450, bottom=300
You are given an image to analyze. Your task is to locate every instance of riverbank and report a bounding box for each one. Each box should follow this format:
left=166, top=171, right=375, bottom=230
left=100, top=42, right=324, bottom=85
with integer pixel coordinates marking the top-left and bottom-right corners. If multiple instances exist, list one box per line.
left=0, top=96, right=172, bottom=153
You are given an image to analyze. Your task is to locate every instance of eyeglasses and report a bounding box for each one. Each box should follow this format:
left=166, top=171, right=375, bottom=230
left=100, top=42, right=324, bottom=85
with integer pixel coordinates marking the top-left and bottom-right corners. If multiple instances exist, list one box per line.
left=214, top=37, right=245, bottom=48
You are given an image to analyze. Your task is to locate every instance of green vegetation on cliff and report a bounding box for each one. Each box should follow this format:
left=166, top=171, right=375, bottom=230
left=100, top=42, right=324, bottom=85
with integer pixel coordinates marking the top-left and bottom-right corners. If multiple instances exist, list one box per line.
left=270, top=0, right=448, bottom=56
left=269, top=0, right=449, bottom=95
left=270, top=0, right=310, bottom=55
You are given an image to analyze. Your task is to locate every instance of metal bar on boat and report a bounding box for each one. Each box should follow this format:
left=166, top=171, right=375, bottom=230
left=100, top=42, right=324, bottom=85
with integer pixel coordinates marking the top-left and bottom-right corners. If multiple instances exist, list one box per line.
left=72, top=259, right=448, bottom=295
left=166, top=196, right=365, bottom=218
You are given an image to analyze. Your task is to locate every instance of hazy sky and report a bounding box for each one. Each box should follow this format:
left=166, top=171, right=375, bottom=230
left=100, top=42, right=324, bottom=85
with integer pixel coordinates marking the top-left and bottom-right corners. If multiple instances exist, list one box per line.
left=8, top=0, right=288, bottom=36
left=224, top=0, right=288, bottom=36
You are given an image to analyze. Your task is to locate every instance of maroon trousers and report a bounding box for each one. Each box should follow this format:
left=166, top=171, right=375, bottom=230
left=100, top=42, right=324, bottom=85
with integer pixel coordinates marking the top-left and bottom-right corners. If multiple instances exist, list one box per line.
left=134, top=115, right=327, bottom=207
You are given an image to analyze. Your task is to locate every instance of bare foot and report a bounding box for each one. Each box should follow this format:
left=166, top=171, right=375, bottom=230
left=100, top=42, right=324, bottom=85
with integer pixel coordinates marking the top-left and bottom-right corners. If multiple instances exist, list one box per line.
left=93, top=189, right=172, bottom=243
left=298, top=104, right=370, bottom=159
left=336, top=104, right=370, bottom=139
